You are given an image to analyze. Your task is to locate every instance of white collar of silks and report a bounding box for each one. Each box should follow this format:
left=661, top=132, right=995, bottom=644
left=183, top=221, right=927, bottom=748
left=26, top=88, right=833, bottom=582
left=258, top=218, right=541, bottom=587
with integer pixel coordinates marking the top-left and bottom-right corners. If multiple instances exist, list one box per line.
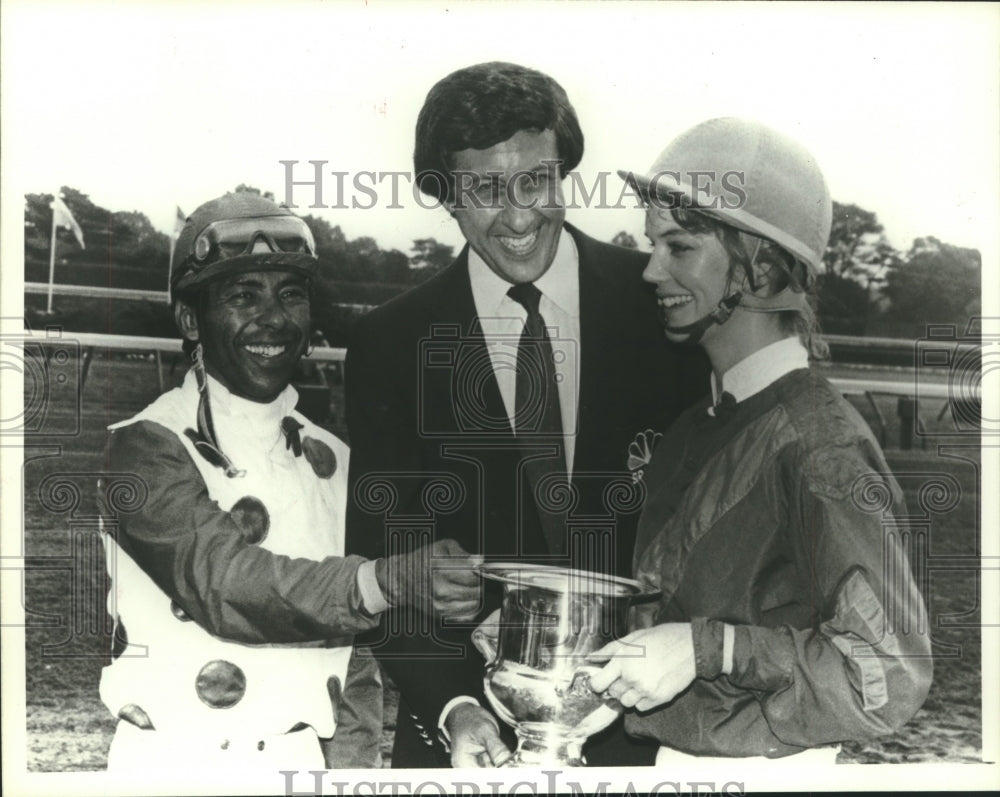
left=710, top=336, right=809, bottom=413
left=179, top=370, right=337, bottom=480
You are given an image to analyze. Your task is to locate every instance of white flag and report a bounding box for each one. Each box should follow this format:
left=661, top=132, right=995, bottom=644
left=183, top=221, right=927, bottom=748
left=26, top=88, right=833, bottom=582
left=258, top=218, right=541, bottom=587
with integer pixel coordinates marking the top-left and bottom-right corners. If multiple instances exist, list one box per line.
left=173, top=205, right=186, bottom=238
left=51, top=196, right=85, bottom=249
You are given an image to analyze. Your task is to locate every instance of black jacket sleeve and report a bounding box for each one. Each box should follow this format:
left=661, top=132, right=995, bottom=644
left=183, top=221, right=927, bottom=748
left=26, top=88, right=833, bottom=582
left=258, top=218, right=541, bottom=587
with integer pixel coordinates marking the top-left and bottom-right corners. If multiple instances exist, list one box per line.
left=344, top=315, right=487, bottom=732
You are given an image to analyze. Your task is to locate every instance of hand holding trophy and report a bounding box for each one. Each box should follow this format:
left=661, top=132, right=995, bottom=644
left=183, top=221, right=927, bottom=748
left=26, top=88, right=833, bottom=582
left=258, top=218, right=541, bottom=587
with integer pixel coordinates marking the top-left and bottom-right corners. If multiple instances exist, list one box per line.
left=472, top=563, right=658, bottom=767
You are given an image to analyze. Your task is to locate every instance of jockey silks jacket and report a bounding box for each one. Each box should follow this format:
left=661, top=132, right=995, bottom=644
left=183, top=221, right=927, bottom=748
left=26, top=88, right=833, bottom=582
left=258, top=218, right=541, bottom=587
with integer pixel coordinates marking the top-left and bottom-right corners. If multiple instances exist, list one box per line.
left=100, top=372, right=381, bottom=765
left=627, top=368, right=933, bottom=757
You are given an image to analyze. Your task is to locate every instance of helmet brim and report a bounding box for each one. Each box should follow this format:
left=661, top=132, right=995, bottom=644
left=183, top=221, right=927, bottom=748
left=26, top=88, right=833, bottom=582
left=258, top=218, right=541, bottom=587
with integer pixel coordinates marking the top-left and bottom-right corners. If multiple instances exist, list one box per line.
left=171, top=252, right=317, bottom=296
left=618, top=169, right=824, bottom=272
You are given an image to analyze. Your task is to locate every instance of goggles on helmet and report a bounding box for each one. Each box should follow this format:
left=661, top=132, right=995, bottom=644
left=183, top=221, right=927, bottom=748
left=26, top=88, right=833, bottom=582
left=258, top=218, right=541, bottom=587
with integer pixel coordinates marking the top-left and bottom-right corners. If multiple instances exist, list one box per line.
left=192, top=215, right=316, bottom=265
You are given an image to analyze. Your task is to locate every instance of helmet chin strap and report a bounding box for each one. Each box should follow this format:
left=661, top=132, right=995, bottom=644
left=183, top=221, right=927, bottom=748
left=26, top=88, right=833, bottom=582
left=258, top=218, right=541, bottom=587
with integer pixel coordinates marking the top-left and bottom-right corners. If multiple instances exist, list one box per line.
left=738, top=285, right=810, bottom=314
left=663, top=246, right=812, bottom=345
left=664, top=292, right=742, bottom=344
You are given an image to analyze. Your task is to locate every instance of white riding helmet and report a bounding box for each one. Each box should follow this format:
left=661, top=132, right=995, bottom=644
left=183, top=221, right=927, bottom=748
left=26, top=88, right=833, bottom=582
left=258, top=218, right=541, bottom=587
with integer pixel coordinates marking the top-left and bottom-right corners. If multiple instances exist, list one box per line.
left=619, top=118, right=832, bottom=340
left=620, top=116, right=832, bottom=275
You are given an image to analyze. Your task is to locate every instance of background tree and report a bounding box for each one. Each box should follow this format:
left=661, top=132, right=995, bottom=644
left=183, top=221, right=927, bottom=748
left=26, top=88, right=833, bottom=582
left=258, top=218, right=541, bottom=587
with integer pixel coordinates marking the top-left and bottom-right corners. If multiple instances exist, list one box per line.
left=302, top=215, right=349, bottom=258
left=24, top=187, right=169, bottom=290
left=110, top=210, right=170, bottom=268
left=882, top=237, right=981, bottom=338
left=817, top=201, right=901, bottom=334
left=232, top=184, right=275, bottom=201
left=24, top=189, right=104, bottom=262
left=27, top=182, right=982, bottom=346
left=375, top=247, right=411, bottom=284
left=410, top=237, right=454, bottom=272
left=611, top=231, right=638, bottom=249
left=822, top=202, right=892, bottom=280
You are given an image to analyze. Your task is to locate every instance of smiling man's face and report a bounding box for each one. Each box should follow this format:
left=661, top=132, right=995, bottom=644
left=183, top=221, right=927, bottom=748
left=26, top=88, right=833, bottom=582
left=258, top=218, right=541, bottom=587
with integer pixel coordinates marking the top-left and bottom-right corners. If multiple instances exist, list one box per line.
left=182, top=269, right=311, bottom=402
left=447, top=128, right=566, bottom=285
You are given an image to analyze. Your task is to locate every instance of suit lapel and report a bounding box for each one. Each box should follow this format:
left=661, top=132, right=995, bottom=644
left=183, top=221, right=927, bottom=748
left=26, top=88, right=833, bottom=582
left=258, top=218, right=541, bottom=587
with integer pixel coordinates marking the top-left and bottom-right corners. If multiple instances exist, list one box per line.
left=449, top=244, right=575, bottom=556
left=437, top=235, right=645, bottom=558
left=572, top=224, right=621, bottom=476
left=423, top=249, right=510, bottom=437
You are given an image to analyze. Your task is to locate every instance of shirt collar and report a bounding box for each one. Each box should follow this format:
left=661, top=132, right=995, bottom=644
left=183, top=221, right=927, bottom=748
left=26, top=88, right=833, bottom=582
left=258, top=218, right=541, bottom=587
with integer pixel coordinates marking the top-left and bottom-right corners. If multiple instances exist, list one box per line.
left=468, top=227, right=579, bottom=317
left=711, top=336, right=809, bottom=405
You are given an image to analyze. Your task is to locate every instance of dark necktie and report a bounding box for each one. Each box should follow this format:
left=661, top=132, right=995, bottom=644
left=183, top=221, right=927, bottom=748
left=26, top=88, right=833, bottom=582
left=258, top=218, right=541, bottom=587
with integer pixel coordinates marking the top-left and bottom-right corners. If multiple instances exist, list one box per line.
left=507, top=282, right=563, bottom=439
left=507, top=282, right=567, bottom=555
left=713, top=390, right=738, bottom=420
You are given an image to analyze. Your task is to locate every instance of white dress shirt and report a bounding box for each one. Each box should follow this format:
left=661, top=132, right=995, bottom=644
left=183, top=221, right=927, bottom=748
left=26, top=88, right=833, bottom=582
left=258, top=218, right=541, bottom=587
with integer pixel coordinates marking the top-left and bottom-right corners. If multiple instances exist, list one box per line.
left=467, top=228, right=581, bottom=476
left=439, top=229, right=582, bottom=743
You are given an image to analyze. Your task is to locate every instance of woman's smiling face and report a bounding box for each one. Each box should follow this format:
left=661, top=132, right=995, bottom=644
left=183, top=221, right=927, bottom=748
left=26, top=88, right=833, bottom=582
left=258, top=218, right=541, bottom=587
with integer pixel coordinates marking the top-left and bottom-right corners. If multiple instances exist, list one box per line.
left=641, top=207, right=734, bottom=346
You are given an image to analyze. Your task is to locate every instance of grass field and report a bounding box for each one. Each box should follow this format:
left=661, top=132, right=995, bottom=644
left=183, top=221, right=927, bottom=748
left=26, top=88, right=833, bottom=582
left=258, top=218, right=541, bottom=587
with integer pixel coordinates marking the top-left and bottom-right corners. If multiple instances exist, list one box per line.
left=16, top=353, right=984, bottom=770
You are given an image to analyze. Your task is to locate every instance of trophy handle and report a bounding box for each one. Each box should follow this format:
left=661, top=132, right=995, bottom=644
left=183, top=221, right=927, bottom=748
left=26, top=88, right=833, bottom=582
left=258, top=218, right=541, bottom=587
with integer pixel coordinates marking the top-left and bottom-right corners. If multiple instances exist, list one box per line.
left=471, top=609, right=500, bottom=662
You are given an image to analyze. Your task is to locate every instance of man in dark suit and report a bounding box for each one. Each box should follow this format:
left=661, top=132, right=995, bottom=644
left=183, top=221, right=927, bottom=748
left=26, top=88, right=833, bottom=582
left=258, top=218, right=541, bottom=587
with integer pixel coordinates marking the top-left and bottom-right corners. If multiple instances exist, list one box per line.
left=345, top=61, right=707, bottom=768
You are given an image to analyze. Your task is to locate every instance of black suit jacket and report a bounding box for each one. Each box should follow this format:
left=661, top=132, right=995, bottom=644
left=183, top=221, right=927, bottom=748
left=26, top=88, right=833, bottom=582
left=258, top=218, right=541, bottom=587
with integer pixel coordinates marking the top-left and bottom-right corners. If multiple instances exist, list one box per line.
left=344, top=224, right=708, bottom=766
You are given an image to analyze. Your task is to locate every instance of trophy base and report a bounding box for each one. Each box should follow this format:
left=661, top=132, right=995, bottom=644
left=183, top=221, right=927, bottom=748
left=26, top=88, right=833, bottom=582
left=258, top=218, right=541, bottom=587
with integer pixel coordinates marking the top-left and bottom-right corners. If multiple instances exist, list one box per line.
left=503, top=727, right=586, bottom=768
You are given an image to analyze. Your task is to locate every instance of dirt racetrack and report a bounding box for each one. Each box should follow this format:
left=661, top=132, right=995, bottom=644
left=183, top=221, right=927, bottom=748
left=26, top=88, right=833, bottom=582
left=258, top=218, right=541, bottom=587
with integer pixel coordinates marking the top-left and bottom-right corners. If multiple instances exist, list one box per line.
left=17, top=353, right=984, bottom=770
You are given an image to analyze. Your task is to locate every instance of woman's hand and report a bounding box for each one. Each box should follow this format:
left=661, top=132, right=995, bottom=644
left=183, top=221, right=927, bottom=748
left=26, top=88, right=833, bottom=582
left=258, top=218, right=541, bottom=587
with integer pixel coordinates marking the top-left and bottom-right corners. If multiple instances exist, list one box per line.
left=586, top=623, right=697, bottom=712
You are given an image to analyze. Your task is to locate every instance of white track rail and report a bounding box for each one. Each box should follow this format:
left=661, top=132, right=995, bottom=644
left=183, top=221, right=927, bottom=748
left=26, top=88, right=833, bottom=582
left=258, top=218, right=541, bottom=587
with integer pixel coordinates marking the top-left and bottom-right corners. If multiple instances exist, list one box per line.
left=19, top=329, right=980, bottom=401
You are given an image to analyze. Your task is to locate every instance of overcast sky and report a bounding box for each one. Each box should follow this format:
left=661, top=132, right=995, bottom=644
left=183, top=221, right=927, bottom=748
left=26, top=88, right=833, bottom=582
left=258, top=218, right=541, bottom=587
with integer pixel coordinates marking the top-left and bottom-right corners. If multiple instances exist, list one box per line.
left=3, top=1, right=998, bottom=265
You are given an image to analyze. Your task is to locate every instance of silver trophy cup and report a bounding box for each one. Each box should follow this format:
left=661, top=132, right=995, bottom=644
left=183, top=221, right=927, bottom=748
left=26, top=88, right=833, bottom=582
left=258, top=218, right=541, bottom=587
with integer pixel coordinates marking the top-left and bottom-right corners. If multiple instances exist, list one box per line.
left=472, top=563, right=659, bottom=767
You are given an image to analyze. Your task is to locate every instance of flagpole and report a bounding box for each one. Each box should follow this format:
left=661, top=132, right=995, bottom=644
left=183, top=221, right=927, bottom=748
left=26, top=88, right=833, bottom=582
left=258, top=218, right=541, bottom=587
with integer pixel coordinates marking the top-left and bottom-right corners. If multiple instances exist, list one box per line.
left=47, top=203, right=58, bottom=314
left=167, top=235, right=175, bottom=304
left=168, top=206, right=185, bottom=304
